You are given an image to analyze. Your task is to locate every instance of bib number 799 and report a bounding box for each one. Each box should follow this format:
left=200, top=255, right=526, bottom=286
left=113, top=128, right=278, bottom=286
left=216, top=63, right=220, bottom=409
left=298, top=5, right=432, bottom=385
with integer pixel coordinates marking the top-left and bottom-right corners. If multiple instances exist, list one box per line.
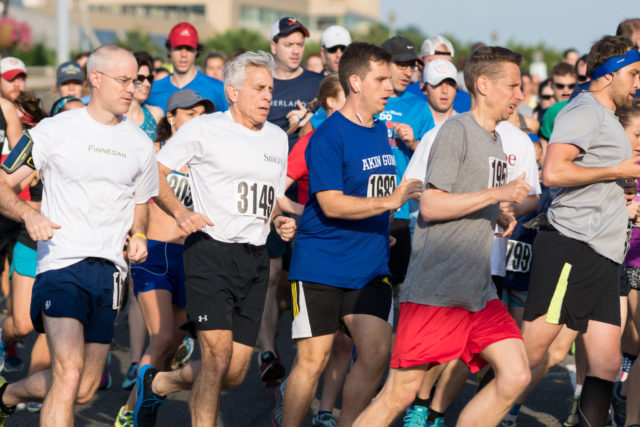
left=236, top=180, right=275, bottom=220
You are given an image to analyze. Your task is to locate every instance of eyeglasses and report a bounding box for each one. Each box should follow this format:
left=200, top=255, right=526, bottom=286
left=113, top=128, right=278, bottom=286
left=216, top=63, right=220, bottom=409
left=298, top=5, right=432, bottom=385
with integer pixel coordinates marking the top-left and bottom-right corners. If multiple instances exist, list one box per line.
left=540, top=94, right=554, bottom=100
left=395, top=61, right=419, bottom=71
left=326, top=45, right=346, bottom=54
left=553, top=82, right=576, bottom=90
left=97, top=71, right=140, bottom=89
left=577, top=74, right=588, bottom=82
left=136, top=74, right=154, bottom=85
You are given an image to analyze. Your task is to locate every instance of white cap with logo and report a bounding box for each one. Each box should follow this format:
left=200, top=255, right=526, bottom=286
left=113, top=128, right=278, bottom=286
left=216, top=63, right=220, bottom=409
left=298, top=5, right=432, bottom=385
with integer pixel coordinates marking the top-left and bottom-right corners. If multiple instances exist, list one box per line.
left=321, top=25, right=351, bottom=48
left=420, top=35, right=455, bottom=58
left=423, top=59, right=458, bottom=86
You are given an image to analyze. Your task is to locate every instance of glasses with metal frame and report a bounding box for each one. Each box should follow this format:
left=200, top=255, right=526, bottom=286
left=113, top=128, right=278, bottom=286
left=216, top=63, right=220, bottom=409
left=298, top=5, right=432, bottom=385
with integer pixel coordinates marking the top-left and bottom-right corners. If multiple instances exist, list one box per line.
left=97, top=71, right=141, bottom=89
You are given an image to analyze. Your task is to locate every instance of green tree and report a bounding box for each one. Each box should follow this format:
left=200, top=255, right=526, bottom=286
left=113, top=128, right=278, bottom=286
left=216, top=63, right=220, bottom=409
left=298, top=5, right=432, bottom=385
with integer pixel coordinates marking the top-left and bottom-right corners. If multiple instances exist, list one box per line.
left=352, top=23, right=390, bottom=46
left=397, top=25, right=425, bottom=49
left=10, top=40, right=54, bottom=66
left=115, top=29, right=163, bottom=57
left=202, top=28, right=270, bottom=57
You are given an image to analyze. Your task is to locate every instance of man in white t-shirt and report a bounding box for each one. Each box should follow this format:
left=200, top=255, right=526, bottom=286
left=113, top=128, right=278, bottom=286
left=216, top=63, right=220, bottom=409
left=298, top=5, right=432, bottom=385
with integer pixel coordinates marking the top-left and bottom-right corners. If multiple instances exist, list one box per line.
left=0, top=45, right=158, bottom=425
left=131, top=52, right=296, bottom=427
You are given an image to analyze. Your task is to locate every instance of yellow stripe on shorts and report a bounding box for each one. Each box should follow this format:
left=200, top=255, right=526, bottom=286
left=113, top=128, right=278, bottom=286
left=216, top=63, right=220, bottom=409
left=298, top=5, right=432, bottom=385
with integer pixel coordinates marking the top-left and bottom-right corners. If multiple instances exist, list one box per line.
left=291, top=281, right=299, bottom=319
left=545, top=262, right=572, bottom=324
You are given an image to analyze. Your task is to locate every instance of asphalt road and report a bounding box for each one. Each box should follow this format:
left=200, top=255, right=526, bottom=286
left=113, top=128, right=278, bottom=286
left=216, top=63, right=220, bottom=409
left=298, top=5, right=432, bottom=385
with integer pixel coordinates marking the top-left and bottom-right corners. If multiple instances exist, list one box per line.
left=3, top=301, right=576, bottom=427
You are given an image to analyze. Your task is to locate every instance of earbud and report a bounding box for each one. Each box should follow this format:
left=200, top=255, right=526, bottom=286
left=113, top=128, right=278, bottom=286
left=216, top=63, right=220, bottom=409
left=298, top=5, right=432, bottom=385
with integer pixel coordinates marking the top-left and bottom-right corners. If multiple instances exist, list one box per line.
left=169, top=117, right=174, bottom=126
left=355, top=82, right=361, bottom=91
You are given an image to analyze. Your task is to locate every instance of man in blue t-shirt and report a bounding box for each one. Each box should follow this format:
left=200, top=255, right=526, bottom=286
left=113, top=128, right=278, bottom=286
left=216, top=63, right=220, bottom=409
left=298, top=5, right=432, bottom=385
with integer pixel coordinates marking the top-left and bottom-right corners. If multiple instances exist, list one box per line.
left=146, top=22, right=227, bottom=114
left=280, top=42, right=423, bottom=427
left=378, top=36, right=435, bottom=286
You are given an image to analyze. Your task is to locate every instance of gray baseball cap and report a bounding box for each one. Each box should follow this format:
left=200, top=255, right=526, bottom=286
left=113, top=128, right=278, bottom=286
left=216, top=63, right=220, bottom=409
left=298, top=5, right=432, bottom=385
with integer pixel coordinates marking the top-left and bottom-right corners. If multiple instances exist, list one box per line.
left=166, top=89, right=215, bottom=113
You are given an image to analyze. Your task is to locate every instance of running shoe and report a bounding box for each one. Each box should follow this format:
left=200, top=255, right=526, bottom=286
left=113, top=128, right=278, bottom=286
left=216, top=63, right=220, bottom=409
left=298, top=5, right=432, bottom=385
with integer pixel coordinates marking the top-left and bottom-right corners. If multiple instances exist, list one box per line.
left=563, top=395, right=579, bottom=427
left=170, top=337, right=194, bottom=370
left=311, top=412, right=337, bottom=427
left=429, top=417, right=446, bottom=427
left=403, top=405, right=428, bottom=427
left=0, top=376, right=15, bottom=426
left=122, top=362, right=139, bottom=390
left=115, top=405, right=134, bottom=427
left=499, top=419, right=516, bottom=427
left=611, top=381, right=626, bottom=427
left=260, top=351, right=285, bottom=388
left=271, top=379, right=285, bottom=427
left=134, top=364, right=165, bottom=427
left=3, top=355, right=22, bottom=373
left=99, top=353, right=112, bottom=390
left=25, top=402, right=41, bottom=413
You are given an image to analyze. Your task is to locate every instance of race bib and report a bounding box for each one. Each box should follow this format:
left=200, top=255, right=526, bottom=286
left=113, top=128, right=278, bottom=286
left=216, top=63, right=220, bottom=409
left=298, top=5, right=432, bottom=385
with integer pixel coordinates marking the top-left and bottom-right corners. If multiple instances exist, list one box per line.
left=235, top=180, right=275, bottom=220
left=488, top=156, right=507, bottom=188
left=367, top=174, right=396, bottom=198
left=167, top=172, right=192, bottom=209
left=505, top=240, right=532, bottom=273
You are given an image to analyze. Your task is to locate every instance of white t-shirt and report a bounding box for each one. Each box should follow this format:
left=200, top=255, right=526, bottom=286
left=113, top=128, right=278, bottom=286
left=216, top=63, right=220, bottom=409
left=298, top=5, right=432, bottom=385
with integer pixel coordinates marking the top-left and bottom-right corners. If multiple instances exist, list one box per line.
left=156, top=110, right=288, bottom=246
left=31, top=108, right=158, bottom=274
left=490, top=121, right=541, bottom=276
left=404, top=124, right=443, bottom=181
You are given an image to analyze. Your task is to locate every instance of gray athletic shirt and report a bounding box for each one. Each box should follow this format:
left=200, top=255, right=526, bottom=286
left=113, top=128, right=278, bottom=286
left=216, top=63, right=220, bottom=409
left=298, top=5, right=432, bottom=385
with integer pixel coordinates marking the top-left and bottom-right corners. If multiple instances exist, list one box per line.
left=547, top=92, right=630, bottom=264
left=400, top=113, right=506, bottom=311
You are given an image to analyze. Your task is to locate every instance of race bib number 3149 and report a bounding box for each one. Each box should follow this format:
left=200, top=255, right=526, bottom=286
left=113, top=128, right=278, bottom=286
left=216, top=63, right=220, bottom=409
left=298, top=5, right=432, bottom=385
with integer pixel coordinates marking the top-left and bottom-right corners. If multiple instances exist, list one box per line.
left=488, top=156, right=507, bottom=188
left=367, top=174, right=396, bottom=198
left=235, top=180, right=275, bottom=220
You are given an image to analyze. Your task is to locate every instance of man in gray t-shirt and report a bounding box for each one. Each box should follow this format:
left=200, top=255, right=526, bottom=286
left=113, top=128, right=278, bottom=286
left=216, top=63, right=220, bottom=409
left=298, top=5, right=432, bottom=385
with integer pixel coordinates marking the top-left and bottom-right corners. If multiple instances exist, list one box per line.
left=522, top=36, right=640, bottom=427
left=355, top=47, right=533, bottom=427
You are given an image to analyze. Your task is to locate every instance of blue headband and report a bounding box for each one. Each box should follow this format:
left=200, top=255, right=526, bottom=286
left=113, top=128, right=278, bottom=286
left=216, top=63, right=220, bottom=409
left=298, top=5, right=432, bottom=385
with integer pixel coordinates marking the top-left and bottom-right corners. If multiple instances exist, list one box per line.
left=591, top=49, right=640, bottom=80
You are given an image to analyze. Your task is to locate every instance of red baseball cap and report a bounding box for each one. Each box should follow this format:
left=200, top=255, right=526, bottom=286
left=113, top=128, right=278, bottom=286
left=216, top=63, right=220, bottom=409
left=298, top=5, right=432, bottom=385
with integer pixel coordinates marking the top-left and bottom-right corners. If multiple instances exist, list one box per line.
left=0, top=57, right=27, bottom=81
left=168, top=22, right=199, bottom=49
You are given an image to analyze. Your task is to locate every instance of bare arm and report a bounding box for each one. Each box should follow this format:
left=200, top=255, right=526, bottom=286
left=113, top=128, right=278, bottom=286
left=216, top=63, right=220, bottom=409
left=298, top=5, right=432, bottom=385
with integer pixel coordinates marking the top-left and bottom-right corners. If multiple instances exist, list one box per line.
left=514, top=194, right=540, bottom=217
left=316, top=179, right=423, bottom=220
left=128, top=203, right=149, bottom=264
left=420, top=174, right=531, bottom=222
left=542, top=143, right=640, bottom=187
left=279, top=176, right=304, bottom=216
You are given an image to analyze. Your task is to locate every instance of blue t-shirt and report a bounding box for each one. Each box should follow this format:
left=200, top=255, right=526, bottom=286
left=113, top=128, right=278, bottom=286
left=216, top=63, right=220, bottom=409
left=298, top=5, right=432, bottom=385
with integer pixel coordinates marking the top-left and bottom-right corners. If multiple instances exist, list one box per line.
left=268, top=68, right=324, bottom=151
left=406, top=82, right=472, bottom=113
left=146, top=72, right=228, bottom=113
left=376, top=90, right=434, bottom=219
left=309, top=107, right=328, bottom=129
left=288, top=112, right=396, bottom=289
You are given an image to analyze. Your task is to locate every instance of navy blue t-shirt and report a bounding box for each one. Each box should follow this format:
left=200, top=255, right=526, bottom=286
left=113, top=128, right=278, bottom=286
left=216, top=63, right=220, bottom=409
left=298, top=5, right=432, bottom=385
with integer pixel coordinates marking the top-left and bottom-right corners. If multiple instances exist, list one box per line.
left=288, top=112, right=396, bottom=289
left=406, top=81, right=472, bottom=113
left=147, top=72, right=228, bottom=114
left=268, top=68, right=324, bottom=151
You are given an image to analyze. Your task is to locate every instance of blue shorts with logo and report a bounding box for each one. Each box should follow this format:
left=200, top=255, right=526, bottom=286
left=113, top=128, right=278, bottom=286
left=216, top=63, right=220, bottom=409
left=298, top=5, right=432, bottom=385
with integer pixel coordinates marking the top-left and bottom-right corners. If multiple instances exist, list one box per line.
left=130, top=239, right=186, bottom=307
left=30, top=258, right=119, bottom=344
left=10, top=241, right=37, bottom=278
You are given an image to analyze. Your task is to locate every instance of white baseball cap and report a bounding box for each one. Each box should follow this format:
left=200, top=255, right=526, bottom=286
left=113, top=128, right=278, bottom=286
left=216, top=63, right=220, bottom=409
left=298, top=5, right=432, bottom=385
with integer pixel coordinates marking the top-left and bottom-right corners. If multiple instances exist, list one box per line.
left=0, top=57, right=27, bottom=80
left=420, top=35, right=455, bottom=58
left=321, top=25, right=351, bottom=49
left=423, top=59, right=457, bottom=86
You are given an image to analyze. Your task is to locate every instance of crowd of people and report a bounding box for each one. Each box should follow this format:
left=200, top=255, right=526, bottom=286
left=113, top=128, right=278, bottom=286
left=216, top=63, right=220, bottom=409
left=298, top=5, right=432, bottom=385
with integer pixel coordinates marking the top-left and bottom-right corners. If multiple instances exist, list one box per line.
left=0, top=14, right=638, bottom=427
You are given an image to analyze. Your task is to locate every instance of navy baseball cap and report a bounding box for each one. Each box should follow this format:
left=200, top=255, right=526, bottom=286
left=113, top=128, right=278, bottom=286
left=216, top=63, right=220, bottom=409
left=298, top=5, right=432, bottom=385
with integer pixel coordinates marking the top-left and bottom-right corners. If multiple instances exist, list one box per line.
left=56, top=61, right=84, bottom=85
left=270, top=17, right=310, bottom=41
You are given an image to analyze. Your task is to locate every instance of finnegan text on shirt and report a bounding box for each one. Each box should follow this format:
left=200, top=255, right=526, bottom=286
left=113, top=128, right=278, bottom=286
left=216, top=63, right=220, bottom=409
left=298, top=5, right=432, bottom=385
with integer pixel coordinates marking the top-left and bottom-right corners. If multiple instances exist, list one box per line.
left=88, top=145, right=127, bottom=159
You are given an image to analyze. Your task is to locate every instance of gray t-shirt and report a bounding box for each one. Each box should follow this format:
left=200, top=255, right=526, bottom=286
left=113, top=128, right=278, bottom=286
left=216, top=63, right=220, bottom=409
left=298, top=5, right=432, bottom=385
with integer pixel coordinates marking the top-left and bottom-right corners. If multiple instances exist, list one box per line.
left=547, top=92, right=630, bottom=263
left=400, top=113, right=506, bottom=311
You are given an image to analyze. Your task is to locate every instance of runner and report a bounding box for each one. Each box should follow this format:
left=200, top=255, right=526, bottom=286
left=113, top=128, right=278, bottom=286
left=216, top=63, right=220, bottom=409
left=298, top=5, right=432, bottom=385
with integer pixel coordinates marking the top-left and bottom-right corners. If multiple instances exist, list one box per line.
left=320, top=25, right=351, bottom=76
left=203, top=50, right=226, bottom=81
left=131, top=51, right=296, bottom=427
left=521, top=35, right=640, bottom=426
left=146, top=22, right=227, bottom=114
left=124, top=51, right=164, bottom=140
left=354, top=46, right=532, bottom=427
left=422, top=58, right=458, bottom=125
left=0, top=45, right=158, bottom=425
left=115, top=88, right=214, bottom=427
left=278, top=42, right=423, bottom=427
left=0, top=58, right=27, bottom=104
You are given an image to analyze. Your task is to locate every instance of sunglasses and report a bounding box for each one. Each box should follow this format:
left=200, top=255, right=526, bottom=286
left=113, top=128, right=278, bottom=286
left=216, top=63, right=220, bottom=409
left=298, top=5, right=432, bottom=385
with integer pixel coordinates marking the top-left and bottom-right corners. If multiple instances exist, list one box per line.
left=136, top=74, right=154, bottom=85
left=326, top=45, right=346, bottom=54
left=433, top=51, right=451, bottom=56
left=577, top=74, right=588, bottom=82
left=554, top=82, right=576, bottom=90
left=540, top=94, right=554, bottom=100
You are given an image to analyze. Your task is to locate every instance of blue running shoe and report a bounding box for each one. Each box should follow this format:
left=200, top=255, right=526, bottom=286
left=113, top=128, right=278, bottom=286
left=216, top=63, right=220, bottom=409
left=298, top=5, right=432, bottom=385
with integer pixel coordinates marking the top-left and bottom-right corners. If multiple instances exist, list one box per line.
left=122, top=362, right=138, bottom=390
left=134, top=365, right=164, bottom=427
left=99, top=353, right=112, bottom=390
left=403, top=405, right=428, bottom=427
left=429, top=417, right=446, bottom=427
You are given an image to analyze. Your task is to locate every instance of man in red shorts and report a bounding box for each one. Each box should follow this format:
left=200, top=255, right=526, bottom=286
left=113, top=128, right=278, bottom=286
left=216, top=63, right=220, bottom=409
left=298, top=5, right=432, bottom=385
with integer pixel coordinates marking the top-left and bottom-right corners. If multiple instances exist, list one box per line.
left=354, top=46, right=533, bottom=426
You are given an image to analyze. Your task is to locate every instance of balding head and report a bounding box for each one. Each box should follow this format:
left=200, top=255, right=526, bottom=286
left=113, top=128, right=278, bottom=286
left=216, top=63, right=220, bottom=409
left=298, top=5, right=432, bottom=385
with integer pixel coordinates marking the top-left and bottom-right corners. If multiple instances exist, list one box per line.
left=86, top=45, right=138, bottom=116
left=87, top=46, right=136, bottom=82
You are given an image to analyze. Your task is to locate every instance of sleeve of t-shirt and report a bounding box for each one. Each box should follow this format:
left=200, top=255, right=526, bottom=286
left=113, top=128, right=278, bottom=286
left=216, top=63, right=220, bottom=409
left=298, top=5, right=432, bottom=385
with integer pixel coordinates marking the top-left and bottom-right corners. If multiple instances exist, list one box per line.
left=29, top=117, right=54, bottom=171
left=425, top=120, right=466, bottom=193
left=548, top=102, right=599, bottom=152
left=307, top=127, right=344, bottom=194
left=521, top=137, right=542, bottom=195
left=156, top=117, right=205, bottom=171
left=134, top=140, right=159, bottom=203
left=287, top=134, right=309, bottom=181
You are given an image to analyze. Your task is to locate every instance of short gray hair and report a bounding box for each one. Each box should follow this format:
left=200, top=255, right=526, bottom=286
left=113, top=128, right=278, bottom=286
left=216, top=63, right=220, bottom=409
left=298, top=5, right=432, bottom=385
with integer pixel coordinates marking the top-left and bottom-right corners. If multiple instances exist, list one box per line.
left=223, top=51, right=275, bottom=105
left=86, top=45, right=132, bottom=87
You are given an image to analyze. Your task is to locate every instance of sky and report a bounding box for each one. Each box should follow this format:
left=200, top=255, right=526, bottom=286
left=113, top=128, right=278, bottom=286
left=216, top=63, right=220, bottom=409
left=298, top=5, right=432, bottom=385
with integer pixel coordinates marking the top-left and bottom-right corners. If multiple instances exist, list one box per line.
left=380, top=0, right=638, bottom=54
